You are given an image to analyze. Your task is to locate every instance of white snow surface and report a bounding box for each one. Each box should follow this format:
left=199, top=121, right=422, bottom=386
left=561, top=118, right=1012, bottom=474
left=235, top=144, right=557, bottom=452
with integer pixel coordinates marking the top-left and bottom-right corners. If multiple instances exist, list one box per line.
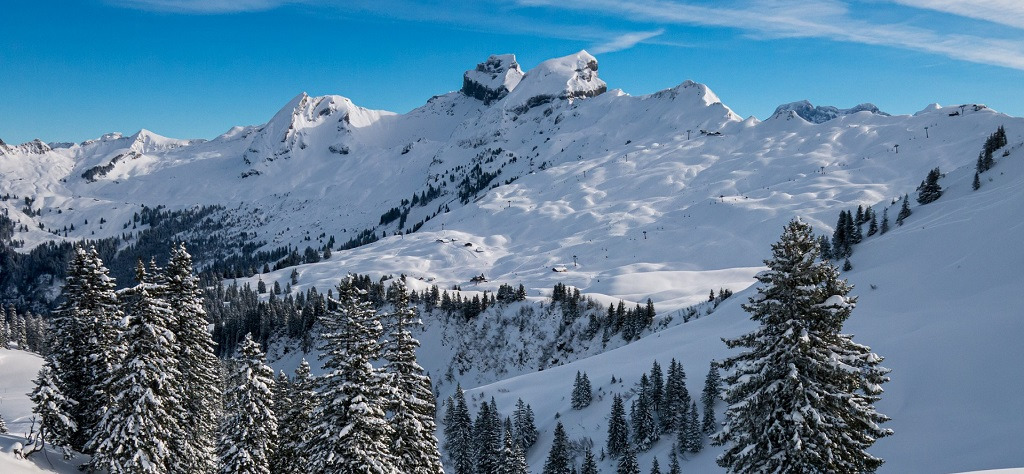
left=1, top=51, right=1023, bottom=473
left=0, top=349, right=83, bottom=474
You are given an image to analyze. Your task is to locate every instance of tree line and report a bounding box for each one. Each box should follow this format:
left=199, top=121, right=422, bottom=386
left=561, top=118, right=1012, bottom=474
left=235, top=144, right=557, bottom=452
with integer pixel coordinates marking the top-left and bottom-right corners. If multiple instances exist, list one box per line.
left=23, top=244, right=444, bottom=473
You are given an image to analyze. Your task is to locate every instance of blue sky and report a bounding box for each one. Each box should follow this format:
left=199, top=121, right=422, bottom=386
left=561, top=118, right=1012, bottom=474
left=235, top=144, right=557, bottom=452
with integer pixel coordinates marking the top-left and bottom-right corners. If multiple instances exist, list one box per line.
left=1, top=0, right=1022, bottom=144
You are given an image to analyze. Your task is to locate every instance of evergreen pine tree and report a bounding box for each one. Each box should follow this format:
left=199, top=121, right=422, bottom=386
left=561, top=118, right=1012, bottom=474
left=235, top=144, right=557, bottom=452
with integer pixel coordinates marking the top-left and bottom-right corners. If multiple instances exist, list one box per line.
left=51, top=246, right=123, bottom=451
left=277, top=360, right=316, bottom=474
left=512, top=398, right=538, bottom=451
left=166, top=244, right=220, bottom=474
left=667, top=448, right=681, bottom=474
left=973, top=171, right=981, bottom=190
left=617, top=446, right=640, bottom=474
left=89, top=269, right=182, bottom=474
left=500, top=428, right=529, bottom=474
left=817, top=235, right=832, bottom=260
left=649, top=360, right=664, bottom=416
left=713, top=219, right=892, bottom=473
left=572, top=371, right=593, bottom=410
left=664, top=359, right=691, bottom=435
left=217, top=334, right=278, bottom=474
left=880, top=208, right=890, bottom=234
left=270, top=370, right=293, bottom=471
left=580, top=445, right=599, bottom=474
left=631, top=387, right=659, bottom=451
left=0, top=411, right=6, bottom=434
left=474, top=399, right=503, bottom=474
left=850, top=210, right=863, bottom=245
left=832, top=211, right=849, bottom=259
left=660, top=360, right=678, bottom=433
left=650, top=457, right=662, bottom=474
left=383, top=280, right=444, bottom=474
left=28, top=361, right=77, bottom=458
left=309, top=279, right=397, bottom=474
left=444, top=386, right=474, bottom=474
left=897, top=194, right=912, bottom=226
left=542, top=421, right=571, bottom=474
left=684, top=401, right=702, bottom=453
left=867, top=212, right=878, bottom=237
left=917, top=167, right=943, bottom=205
left=607, top=393, right=629, bottom=457
left=0, top=312, right=8, bottom=349
left=701, top=362, right=720, bottom=434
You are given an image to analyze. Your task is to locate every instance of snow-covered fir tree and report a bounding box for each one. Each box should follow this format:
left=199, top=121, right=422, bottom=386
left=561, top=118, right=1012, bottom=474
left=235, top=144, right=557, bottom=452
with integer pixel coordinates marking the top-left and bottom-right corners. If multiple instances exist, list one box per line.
left=713, top=218, right=892, bottom=473
left=662, top=358, right=690, bottom=434
left=382, top=280, right=444, bottom=474
left=667, top=448, right=681, bottom=474
left=474, top=398, right=503, bottom=474
left=617, top=446, right=640, bottom=474
left=701, top=362, right=720, bottom=434
left=499, top=427, right=529, bottom=474
left=631, top=384, right=659, bottom=451
left=28, top=360, right=77, bottom=458
left=270, top=370, right=293, bottom=471
left=607, top=393, right=629, bottom=457
left=580, top=445, right=599, bottom=474
left=0, top=312, right=8, bottom=349
left=309, top=278, right=397, bottom=474
left=681, top=401, right=702, bottom=453
left=881, top=208, right=890, bottom=234
left=897, top=194, right=912, bottom=226
left=443, top=385, right=474, bottom=474
left=917, top=167, right=943, bottom=205
left=218, top=333, right=278, bottom=474
left=542, top=421, right=571, bottom=474
left=276, top=360, right=316, bottom=474
left=512, top=398, right=538, bottom=451
left=649, top=457, right=661, bottom=474
left=166, top=244, right=221, bottom=474
left=51, top=246, right=123, bottom=451
left=88, top=265, right=182, bottom=474
left=571, top=370, right=593, bottom=410
left=649, top=360, right=664, bottom=416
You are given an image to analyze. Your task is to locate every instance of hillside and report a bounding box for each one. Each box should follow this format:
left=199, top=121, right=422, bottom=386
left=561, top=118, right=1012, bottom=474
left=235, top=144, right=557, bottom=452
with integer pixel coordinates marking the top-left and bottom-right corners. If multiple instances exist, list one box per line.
left=1, top=50, right=1022, bottom=473
left=464, top=138, right=1024, bottom=473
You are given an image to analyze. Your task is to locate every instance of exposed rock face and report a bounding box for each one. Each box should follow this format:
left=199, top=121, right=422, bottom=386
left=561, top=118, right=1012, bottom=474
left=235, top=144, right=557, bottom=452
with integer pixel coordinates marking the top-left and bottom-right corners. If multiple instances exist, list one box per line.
left=461, top=54, right=524, bottom=105
left=504, top=50, right=607, bottom=114
left=771, top=100, right=889, bottom=124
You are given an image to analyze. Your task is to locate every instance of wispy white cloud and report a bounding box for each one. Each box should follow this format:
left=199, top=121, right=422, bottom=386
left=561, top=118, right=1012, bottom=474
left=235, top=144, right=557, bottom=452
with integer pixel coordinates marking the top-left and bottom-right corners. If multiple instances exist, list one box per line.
left=110, top=0, right=300, bottom=14
left=590, top=29, right=665, bottom=53
left=888, top=0, right=1024, bottom=30
left=518, top=0, right=1024, bottom=70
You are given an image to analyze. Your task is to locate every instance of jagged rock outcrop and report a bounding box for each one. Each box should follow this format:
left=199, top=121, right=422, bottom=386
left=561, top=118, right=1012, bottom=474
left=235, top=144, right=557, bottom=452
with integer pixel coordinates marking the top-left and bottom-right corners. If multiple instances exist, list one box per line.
left=461, top=54, right=524, bottom=105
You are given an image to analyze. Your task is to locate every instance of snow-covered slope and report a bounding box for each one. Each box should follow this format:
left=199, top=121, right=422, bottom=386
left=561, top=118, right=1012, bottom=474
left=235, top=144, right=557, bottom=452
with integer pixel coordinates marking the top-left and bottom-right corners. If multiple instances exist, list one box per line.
left=1, top=50, right=1023, bottom=473
left=0, top=349, right=83, bottom=474
left=460, top=140, right=1024, bottom=473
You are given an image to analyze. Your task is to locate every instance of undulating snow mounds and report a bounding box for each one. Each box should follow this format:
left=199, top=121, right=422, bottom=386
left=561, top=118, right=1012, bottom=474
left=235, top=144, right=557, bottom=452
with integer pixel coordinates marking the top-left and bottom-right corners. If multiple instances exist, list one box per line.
left=0, top=349, right=83, bottom=474
left=460, top=141, right=1024, bottom=473
left=1, top=50, right=1024, bottom=473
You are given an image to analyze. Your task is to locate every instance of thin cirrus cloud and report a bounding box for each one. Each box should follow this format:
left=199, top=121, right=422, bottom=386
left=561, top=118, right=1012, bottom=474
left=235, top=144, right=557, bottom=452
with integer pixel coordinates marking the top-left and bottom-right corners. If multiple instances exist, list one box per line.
left=518, top=0, right=1024, bottom=70
left=887, top=0, right=1024, bottom=30
left=590, top=29, right=666, bottom=53
left=110, top=0, right=299, bottom=13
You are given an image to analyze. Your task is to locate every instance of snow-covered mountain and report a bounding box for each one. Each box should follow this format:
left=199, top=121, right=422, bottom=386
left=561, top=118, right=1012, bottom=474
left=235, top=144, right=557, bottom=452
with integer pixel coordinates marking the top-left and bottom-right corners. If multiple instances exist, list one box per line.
left=1, top=50, right=1023, bottom=472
